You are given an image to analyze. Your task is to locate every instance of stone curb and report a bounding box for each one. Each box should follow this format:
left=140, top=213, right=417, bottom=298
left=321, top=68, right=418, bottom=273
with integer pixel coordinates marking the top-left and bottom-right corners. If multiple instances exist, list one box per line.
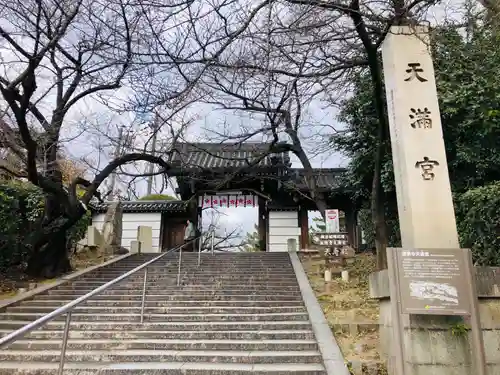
left=0, top=253, right=134, bottom=311
left=289, top=251, right=351, bottom=375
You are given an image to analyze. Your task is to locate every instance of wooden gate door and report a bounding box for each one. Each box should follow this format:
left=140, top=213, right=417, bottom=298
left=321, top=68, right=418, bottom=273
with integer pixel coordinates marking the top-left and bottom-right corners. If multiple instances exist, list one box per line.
left=163, top=221, right=185, bottom=251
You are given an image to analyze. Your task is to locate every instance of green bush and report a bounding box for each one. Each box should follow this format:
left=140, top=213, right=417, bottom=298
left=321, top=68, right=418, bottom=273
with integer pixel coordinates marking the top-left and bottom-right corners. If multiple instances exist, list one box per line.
left=139, top=194, right=175, bottom=200
left=456, top=182, right=500, bottom=266
left=358, top=205, right=401, bottom=250
left=0, top=180, right=91, bottom=271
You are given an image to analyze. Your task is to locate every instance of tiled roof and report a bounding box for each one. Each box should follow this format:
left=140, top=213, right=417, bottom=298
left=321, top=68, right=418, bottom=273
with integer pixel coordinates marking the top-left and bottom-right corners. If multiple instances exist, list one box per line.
left=287, top=168, right=347, bottom=190
left=92, top=200, right=187, bottom=213
left=170, top=142, right=290, bottom=170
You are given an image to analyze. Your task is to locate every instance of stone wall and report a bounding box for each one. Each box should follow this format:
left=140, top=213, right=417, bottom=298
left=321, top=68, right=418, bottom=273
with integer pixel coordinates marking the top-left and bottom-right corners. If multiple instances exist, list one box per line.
left=370, top=268, right=500, bottom=375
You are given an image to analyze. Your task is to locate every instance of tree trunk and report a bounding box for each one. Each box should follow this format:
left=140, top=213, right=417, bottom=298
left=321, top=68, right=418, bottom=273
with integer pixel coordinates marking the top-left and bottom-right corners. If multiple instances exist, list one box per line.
left=25, top=176, right=77, bottom=278
left=291, top=139, right=328, bottom=218
left=367, top=50, right=389, bottom=270
left=26, top=230, right=72, bottom=278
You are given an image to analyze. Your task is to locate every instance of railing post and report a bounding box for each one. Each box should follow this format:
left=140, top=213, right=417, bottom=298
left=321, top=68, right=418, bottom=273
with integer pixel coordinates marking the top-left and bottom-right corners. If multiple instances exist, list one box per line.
left=57, top=311, right=72, bottom=375
left=197, top=234, right=203, bottom=267
left=177, top=245, right=183, bottom=286
left=211, top=231, right=215, bottom=255
left=140, top=267, right=148, bottom=324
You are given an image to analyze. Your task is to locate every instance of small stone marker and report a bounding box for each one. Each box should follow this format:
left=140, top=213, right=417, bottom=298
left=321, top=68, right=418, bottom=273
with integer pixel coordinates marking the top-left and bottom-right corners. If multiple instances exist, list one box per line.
left=130, top=240, right=142, bottom=254
left=324, top=269, right=332, bottom=282
left=287, top=238, right=298, bottom=252
left=341, top=270, right=349, bottom=283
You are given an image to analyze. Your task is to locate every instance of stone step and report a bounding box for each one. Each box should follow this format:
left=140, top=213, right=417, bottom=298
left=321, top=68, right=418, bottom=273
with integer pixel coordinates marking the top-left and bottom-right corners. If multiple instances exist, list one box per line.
left=0, top=312, right=309, bottom=322
left=69, top=279, right=300, bottom=286
left=7, top=306, right=306, bottom=315
left=96, top=259, right=292, bottom=263
left=53, top=281, right=300, bottom=292
left=91, top=264, right=295, bottom=269
left=87, top=271, right=296, bottom=277
left=5, top=338, right=318, bottom=351
left=50, top=286, right=302, bottom=293
left=0, top=320, right=312, bottom=331
left=0, top=349, right=323, bottom=364
left=61, top=283, right=300, bottom=290
left=45, top=290, right=302, bottom=297
left=0, top=329, right=316, bottom=340
left=76, top=274, right=299, bottom=280
left=91, top=261, right=295, bottom=268
left=87, top=273, right=296, bottom=279
left=73, top=274, right=297, bottom=282
left=0, top=361, right=325, bottom=375
left=99, top=265, right=293, bottom=269
left=18, top=299, right=303, bottom=307
left=34, top=294, right=303, bottom=301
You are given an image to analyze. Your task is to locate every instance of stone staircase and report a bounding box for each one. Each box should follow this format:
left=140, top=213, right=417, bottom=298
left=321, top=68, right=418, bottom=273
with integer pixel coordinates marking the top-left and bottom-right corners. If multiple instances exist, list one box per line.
left=0, top=252, right=330, bottom=374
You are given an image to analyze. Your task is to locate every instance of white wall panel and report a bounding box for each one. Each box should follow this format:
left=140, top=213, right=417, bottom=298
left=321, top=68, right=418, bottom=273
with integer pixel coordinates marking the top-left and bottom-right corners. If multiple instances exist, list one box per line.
left=122, top=213, right=161, bottom=252
left=268, top=218, right=298, bottom=228
left=269, top=211, right=298, bottom=220
left=91, top=212, right=162, bottom=253
left=269, top=227, right=300, bottom=237
left=268, top=210, right=299, bottom=252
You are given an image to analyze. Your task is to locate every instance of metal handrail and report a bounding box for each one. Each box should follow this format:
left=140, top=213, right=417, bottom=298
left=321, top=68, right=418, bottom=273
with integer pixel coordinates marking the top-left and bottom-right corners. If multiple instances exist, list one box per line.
left=0, top=232, right=209, bottom=375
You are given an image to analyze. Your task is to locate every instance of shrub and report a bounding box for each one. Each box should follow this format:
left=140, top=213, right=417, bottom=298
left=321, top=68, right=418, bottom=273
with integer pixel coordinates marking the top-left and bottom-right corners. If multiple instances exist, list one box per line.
left=139, top=194, right=175, bottom=200
left=0, top=180, right=90, bottom=271
left=456, top=182, right=500, bottom=266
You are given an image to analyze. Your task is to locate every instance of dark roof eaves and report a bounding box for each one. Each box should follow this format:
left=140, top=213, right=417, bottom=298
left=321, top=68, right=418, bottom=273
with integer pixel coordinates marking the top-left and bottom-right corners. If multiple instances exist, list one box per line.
left=91, top=200, right=187, bottom=214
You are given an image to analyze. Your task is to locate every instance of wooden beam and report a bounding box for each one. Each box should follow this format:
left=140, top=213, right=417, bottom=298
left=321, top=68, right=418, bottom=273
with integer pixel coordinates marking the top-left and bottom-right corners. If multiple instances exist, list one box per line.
left=258, top=196, right=267, bottom=252
left=345, top=208, right=357, bottom=249
left=299, top=206, right=309, bottom=251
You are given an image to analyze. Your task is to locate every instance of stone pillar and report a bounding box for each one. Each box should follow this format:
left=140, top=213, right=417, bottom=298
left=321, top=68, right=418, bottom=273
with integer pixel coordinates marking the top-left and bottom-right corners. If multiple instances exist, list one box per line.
left=86, top=226, right=103, bottom=248
left=258, top=196, right=267, bottom=252
left=298, top=206, right=309, bottom=250
left=101, top=201, right=123, bottom=255
left=130, top=240, right=142, bottom=254
left=375, top=25, right=474, bottom=375
left=383, top=25, right=459, bottom=248
left=137, top=226, right=153, bottom=253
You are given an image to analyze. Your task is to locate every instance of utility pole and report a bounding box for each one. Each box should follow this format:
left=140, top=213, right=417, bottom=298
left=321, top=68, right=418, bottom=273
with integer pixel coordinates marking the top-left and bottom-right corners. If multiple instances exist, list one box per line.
left=146, top=113, right=159, bottom=196
left=109, top=126, right=125, bottom=200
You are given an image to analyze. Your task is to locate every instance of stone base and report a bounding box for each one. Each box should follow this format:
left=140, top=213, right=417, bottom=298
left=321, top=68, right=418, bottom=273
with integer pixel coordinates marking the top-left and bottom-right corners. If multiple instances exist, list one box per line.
left=370, top=270, right=500, bottom=375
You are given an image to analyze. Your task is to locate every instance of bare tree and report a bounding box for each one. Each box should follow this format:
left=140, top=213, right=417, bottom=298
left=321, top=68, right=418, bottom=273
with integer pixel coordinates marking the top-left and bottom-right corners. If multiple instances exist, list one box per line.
left=0, top=0, right=194, bottom=277
left=167, top=0, right=462, bottom=269
left=197, top=62, right=331, bottom=215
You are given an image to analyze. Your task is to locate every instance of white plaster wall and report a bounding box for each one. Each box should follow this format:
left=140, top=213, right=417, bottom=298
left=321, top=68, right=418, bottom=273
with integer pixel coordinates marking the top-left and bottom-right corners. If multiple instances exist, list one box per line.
left=122, top=213, right=161, bottom=253
left=92, top=212, right=162, bottom=253
left=268, top=211, right=300, bottom=252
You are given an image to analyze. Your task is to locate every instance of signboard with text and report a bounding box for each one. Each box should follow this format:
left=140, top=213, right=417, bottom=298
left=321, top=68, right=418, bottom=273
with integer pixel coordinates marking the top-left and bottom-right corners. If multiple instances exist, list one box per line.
left=311, top=232, right=348, bottom=247
left=198, top=195, right=257, bottom=208
left=391, top=248, right=472, bottom=315
left=325, top=209, right=340, bottom=233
